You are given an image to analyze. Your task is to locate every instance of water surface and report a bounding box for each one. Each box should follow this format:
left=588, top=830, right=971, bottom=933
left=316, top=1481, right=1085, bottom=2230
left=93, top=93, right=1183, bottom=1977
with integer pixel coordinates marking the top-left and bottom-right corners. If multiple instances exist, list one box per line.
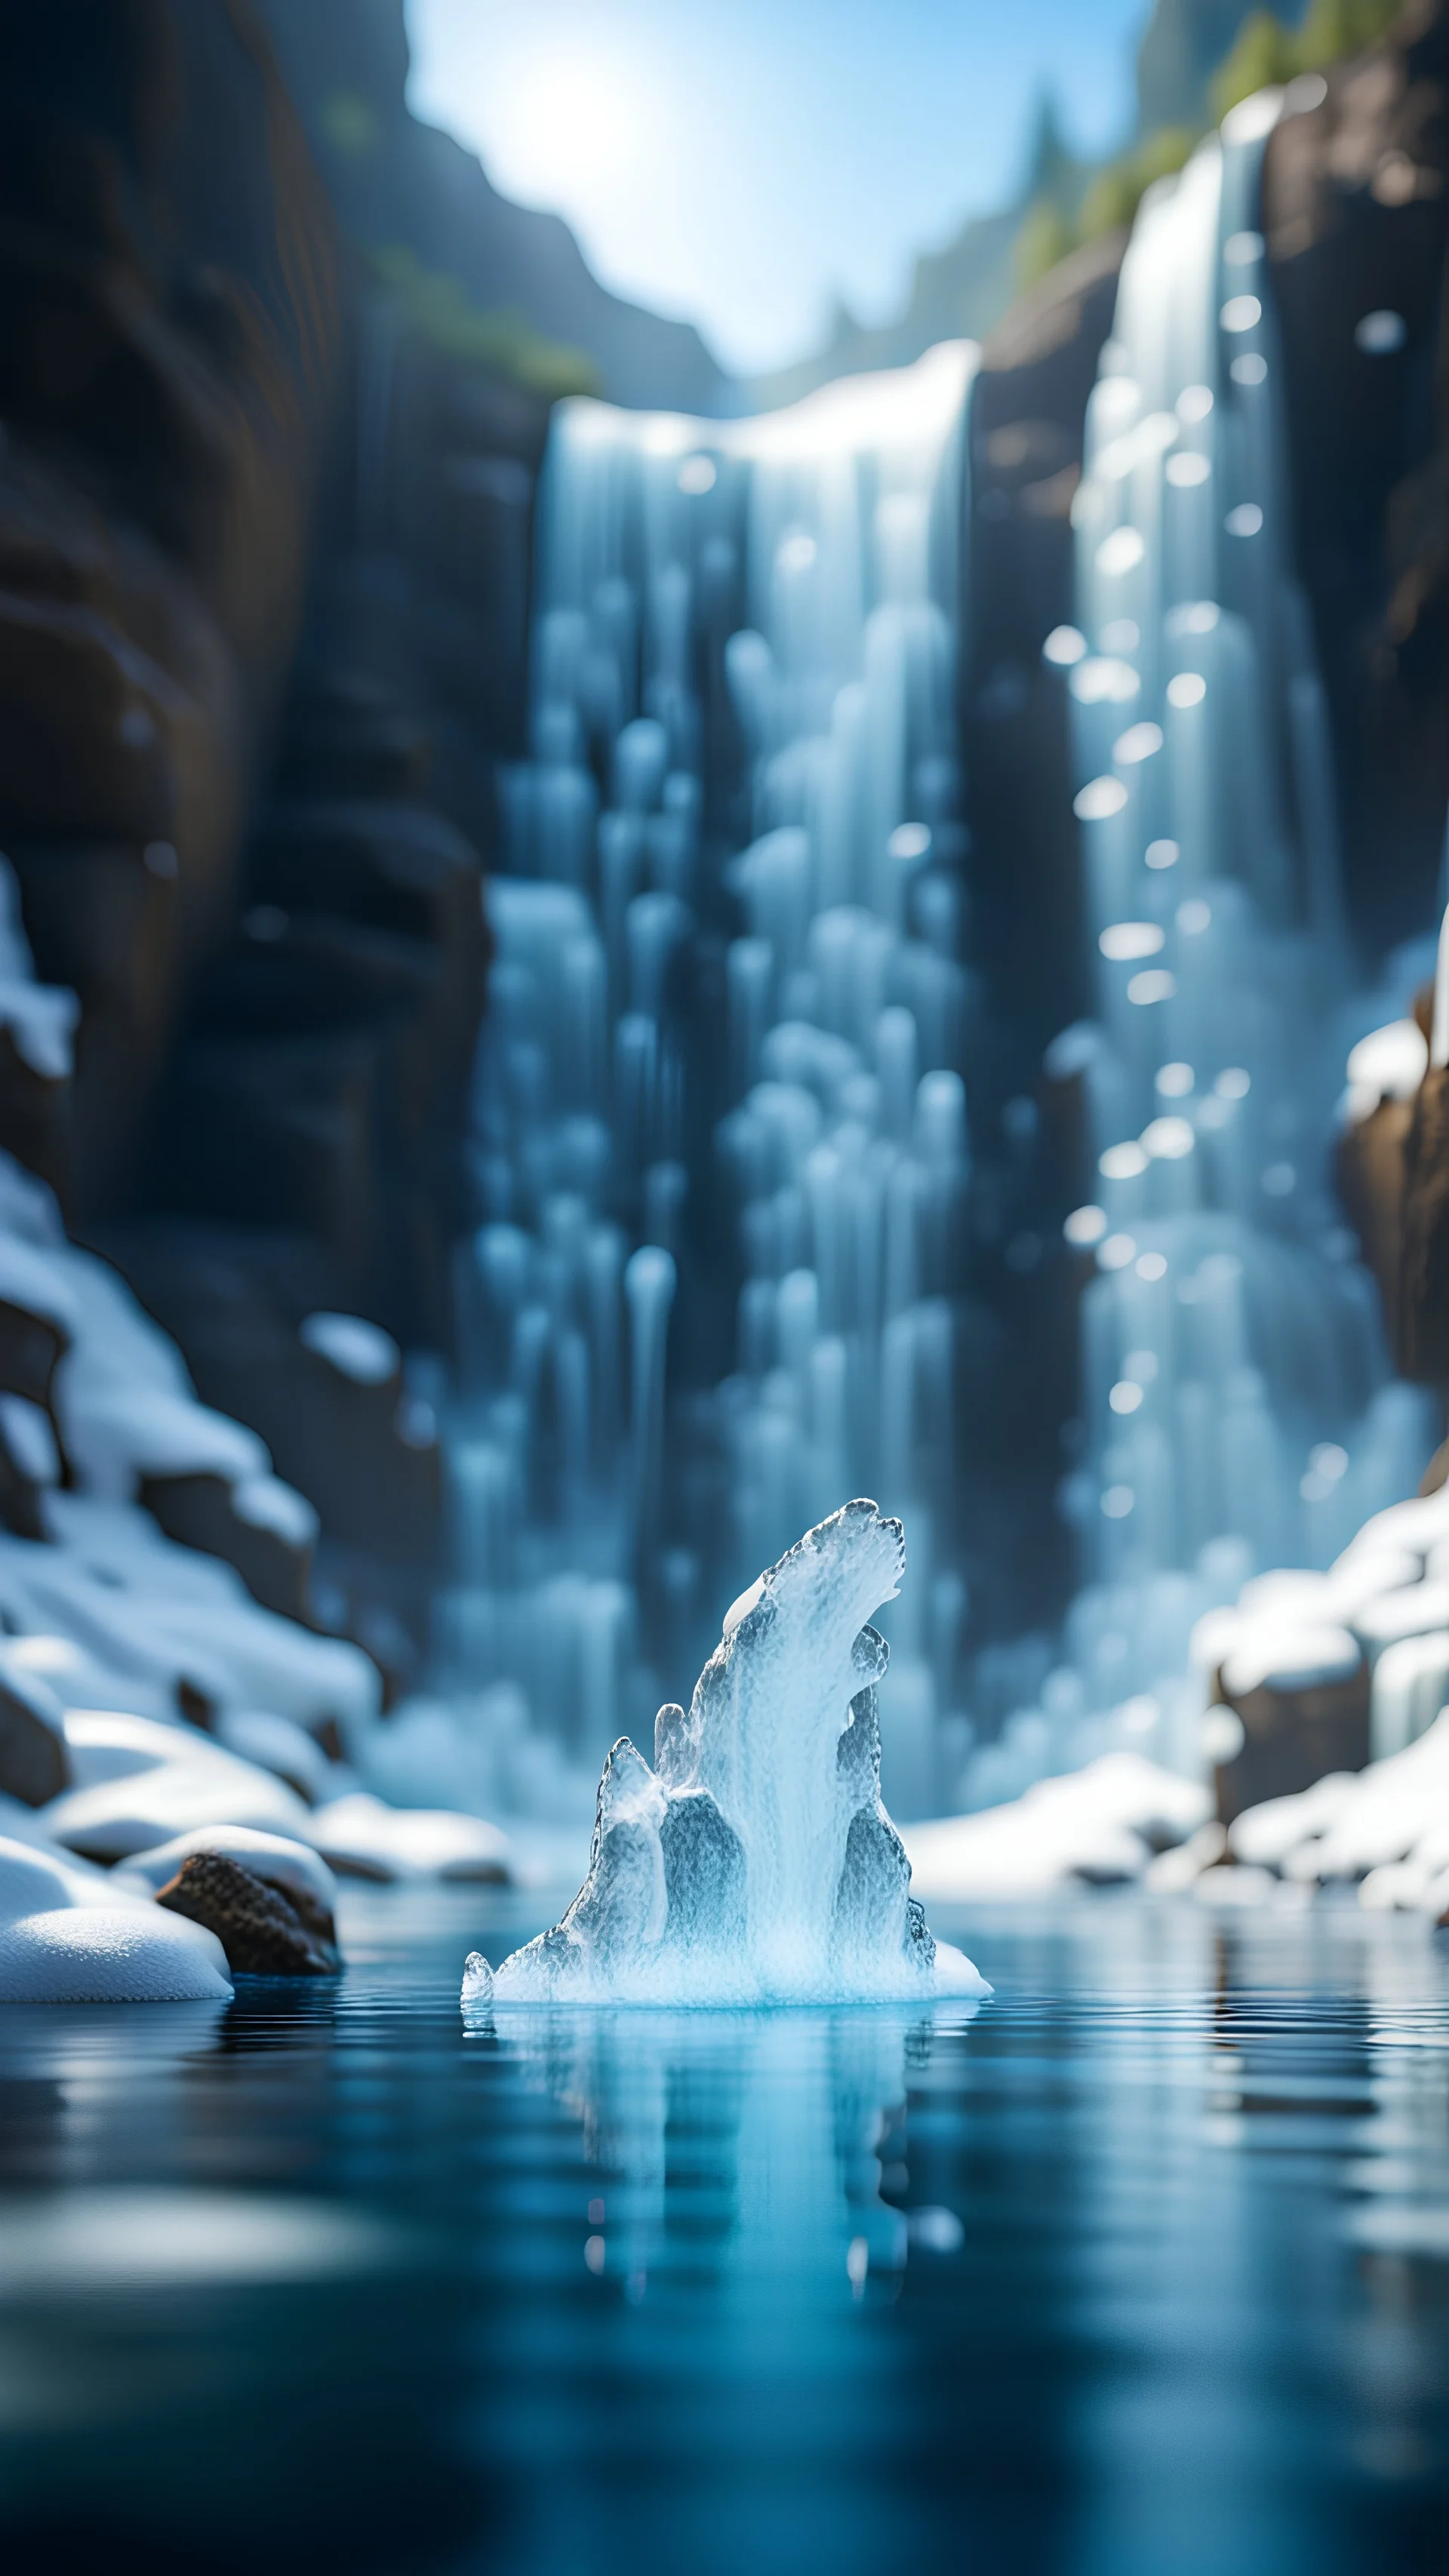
left=0, top=1893, right=1446, bottom=2573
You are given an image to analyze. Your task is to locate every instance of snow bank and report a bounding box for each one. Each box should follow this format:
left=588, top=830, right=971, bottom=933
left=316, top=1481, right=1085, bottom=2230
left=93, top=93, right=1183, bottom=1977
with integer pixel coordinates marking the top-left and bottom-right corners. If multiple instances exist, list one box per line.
left=903, top=1753, right=1211, bottom=1899
left=314, top=1793, right=512, bottom=1883
left=0, top=1820, right=233, bottom=2002
left=1228, top=1708, right=1449, bottom=1916
left=0, top=1906, right=232, bottom=2002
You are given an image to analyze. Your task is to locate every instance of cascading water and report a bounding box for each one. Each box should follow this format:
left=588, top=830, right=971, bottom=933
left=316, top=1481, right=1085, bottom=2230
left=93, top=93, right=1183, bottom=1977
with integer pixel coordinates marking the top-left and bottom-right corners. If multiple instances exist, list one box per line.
left=435, top=343, right=982, bottom=1821
left=423, top=86, right=1435, bottom=1839
left=959, top=91, right=1437, bottom=1811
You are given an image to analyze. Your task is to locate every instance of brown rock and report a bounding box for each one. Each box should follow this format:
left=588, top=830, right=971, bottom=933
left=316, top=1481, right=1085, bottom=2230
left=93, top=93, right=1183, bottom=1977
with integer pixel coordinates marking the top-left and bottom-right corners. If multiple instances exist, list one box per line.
left=0, top=1297, right=67, bottom=1411
left=0, top=1023, right=72, bottom=1210
left=1398, top=1059, right=1449, bottom=1379
left=140, top=1467, right=314, bottom=1622
left=1337, top=1089, right=1416, bottom=1354
left=1214, top=1664, right=1371, bottom=1827
left=155, top=1848, right=338, bottom=1974
left=0, top=1666, right=69, bottom=1806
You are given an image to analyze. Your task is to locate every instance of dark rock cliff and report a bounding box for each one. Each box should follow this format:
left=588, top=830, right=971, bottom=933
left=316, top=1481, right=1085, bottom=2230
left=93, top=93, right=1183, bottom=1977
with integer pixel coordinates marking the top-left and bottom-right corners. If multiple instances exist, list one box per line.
left=0, top=0, right=559, bottom=1668
left=0, top=0, right=341, bottom=1212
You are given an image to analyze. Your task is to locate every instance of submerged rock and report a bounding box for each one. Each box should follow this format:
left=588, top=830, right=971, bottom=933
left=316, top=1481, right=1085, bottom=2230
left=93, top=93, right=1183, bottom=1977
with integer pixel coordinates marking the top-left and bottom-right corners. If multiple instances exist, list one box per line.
left=479, top=1503, right=989, bottom=2007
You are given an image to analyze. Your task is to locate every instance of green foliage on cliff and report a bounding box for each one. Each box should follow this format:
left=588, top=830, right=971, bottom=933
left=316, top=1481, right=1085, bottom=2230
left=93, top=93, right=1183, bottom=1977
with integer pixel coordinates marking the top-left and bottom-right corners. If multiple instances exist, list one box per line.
left=1212, top=0, right=1406, bottom=119
left=319, top=90, right=380, bottom=159
left=1079, top=125, right=1200, bottom=242
left=1012, top=122, right=1198, bottom=291
left=1014, top=0, right=1404, bottom=299
left=369, top=247, right=600, bottom=399
left=1014, top=200, right=1080, bottom=295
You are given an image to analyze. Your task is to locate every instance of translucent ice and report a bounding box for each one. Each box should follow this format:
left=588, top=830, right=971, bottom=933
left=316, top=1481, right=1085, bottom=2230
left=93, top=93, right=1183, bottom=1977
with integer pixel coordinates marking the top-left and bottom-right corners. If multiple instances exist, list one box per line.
left=472, top=1503, right=989, bottom=2005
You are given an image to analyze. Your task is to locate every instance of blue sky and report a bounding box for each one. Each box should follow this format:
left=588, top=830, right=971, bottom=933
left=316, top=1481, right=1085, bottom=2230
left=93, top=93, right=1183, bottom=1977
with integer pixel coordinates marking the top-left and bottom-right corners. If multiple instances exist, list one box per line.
left=405, top=1, right=1152, bottom=374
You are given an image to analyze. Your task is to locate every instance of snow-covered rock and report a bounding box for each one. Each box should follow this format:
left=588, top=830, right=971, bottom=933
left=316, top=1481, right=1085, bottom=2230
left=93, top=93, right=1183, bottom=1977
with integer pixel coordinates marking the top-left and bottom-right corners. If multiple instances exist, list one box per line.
left=40, top=1754, right=314, bottom=1863
left=0, top=1817, right=234, bottom=2002
left=154, top=1851, right=339, bottom=1976
left=0, top=1495, right=380, bottom=1734
left=113, top=1824, right=339, bottom=1928
left=0, top=916, right=512, bottom=1975
left=903, top=1753, right=1211, bottom=1900
left=1229, top=1707, right=1449, bottom=1907
left=315, top=1793, right=512, bottom=1883
left=0, top=1906, right=232, bottom=2001
left=212, top=1710, right=338, bottom=1804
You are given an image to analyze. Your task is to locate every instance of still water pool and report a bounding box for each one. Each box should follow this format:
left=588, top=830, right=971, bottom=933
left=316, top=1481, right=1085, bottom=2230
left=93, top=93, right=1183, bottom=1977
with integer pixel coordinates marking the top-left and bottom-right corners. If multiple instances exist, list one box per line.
left=0, top=1892, right=1447, bottom=2574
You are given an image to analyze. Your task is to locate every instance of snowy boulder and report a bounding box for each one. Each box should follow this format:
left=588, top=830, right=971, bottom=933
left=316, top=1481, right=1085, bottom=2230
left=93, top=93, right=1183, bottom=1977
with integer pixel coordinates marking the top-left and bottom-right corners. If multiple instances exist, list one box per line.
left=213, top=1709, right=338, bottom=1804
left=113, top=1823, right=339, bottom=1934
left=0, top=1495, right=380, bottom=1737
left=0, top=1830, right=120, bottom=1921
left=156, top=1851, right=339, bottom=1975
left=41, top=1765, right=313, bottom=1862
left=480, top=1503, right=989, bottom=2005
left=40, top=1712, right=315, bottom=1860
left=903, top=1753, right=1211, bottom=1900
left=0, top=1906, right=232, bottom=2002
left=1212, top=1622, right=1369, bottom=1821
left=1229, top=1706, right=1449, bottom=1903
left=314, top=1793, right=512, bottom=1883
left=0, top=1822, right=233, bottom=2002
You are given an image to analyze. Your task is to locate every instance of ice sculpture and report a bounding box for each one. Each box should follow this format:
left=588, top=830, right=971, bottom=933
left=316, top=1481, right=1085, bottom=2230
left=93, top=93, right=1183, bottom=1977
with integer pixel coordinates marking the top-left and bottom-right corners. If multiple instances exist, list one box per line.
left=959, top=90, right=1436, bottom=1809
left=463, top=1502, right=988, bottom=2004
left=439, top=346, right=980, bottom=1816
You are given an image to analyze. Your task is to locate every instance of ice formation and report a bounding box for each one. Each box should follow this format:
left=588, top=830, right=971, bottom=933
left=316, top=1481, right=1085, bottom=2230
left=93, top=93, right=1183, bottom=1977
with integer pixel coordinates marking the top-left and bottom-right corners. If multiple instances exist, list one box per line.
left=956, top=93, right=1437, bottom=1810
left=438, top=346, right=980, bottom=1820
left=469, top=1502, right=989, bottom=2004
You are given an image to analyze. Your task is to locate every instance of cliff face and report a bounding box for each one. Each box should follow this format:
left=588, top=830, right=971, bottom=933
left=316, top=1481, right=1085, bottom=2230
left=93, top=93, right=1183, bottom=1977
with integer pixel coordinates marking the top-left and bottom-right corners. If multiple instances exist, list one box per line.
left=251, top=0, right=731, bottom=416
left=1263, top=0, right=1449, bottom=950
left=0, top=0, right=342, bottom=1213
left=1136, top=1, right=1304, bottom=131
left=0, top=0, right=558, bottom=1673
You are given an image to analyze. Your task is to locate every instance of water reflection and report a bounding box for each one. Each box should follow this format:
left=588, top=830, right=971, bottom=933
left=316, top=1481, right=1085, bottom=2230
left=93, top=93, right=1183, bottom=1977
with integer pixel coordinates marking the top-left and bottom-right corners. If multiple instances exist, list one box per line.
left=481, top=2002, right=979, bottom=2301
left=0, top=1901, right=1444, bottom=2572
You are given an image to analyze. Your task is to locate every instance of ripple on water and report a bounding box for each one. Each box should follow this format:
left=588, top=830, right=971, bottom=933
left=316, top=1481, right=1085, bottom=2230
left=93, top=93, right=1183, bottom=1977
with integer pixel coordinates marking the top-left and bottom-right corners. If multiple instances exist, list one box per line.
left=0, top=1893, right=1445, bottom=2573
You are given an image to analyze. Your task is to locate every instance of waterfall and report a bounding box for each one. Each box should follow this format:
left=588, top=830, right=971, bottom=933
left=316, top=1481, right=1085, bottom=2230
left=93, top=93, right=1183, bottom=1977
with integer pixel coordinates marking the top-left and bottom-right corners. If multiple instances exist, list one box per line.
left=958, top=91, right=1437, bottom=1811
left=427, top=86, right=1435, bottom=1834
left=438, top=343, right=979, bottom=1820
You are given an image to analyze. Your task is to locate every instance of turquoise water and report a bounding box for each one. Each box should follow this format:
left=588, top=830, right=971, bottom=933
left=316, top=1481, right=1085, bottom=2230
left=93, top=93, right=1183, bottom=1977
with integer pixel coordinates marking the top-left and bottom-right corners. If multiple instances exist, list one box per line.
left=0, top=1894, right=1447, bottom=2573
